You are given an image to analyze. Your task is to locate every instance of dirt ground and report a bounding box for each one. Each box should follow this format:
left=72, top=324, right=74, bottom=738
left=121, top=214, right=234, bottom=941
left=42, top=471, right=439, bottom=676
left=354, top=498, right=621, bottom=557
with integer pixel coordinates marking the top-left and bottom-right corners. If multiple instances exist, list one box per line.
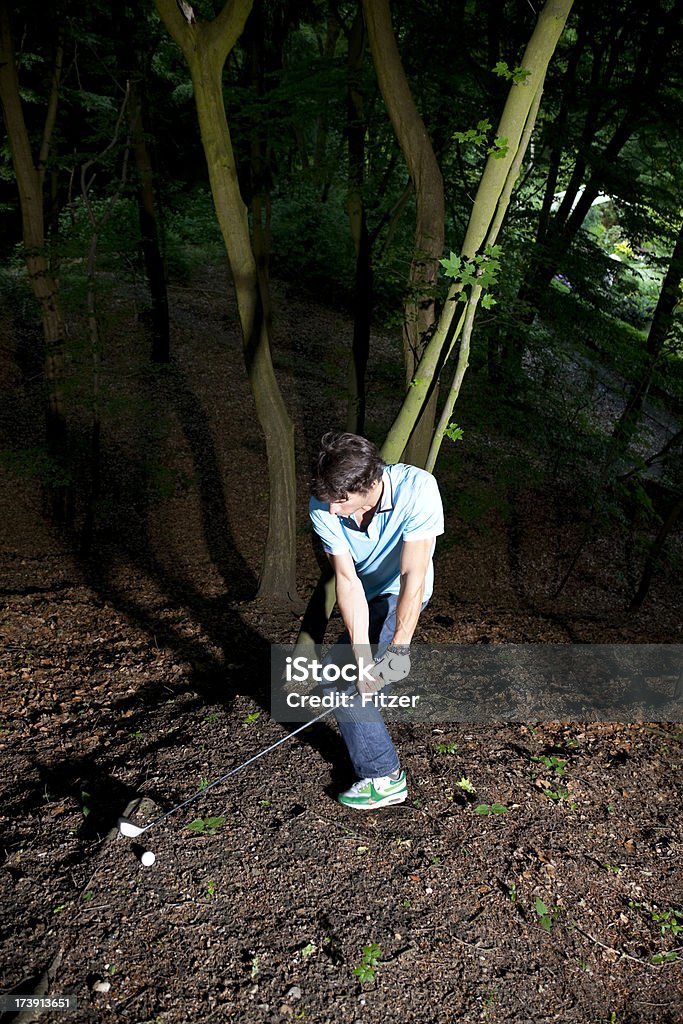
left=1, top=269, right=682, bottom=1023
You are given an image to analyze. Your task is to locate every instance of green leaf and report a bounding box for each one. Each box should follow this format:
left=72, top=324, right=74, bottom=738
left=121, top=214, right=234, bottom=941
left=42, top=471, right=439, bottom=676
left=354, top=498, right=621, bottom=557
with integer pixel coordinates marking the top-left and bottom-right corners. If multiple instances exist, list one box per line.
left=488, top=136, right=509, bottom=159
left=535, top=897, right=548, bottom=916
left=492, top=61, right=511, bottom=78
left=475, top=804, right=491, bottom=815
left=492, top=61, right=531, bottom=83
left=363, top=942, right=382, bottom=965
left=205, top=816, right=225, bottom=830
left=481, top=294, right=497, bottom=309
left=439, top=251, right=462, bottom=278
left=187, top=818, right=206, bottom=832
left=444, top=423, right=464, bottom=444
left=353, top=964, right=375, bottom=983
left=491, top=803, right=508, bottom=815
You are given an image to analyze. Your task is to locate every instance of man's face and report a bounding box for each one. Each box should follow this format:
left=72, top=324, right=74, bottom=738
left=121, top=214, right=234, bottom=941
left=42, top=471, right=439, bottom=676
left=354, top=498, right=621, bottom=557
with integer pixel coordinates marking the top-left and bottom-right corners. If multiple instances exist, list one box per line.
left=328, top=481, right=379, bottom=518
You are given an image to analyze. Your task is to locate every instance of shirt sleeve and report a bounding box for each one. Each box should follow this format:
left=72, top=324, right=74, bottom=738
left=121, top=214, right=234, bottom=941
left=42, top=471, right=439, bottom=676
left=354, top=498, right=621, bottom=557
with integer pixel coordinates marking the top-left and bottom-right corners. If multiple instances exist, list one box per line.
left=309, top=500, right=350, bottom=555
left=402, top=471, right=444, bottom=541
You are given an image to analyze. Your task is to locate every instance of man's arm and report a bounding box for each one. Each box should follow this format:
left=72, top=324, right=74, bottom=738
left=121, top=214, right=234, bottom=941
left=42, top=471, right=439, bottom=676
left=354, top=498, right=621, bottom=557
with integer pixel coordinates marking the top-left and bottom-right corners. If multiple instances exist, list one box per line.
left=392, top=538, right=434, bottom=644
left=327, top=551, right=372, bottom=665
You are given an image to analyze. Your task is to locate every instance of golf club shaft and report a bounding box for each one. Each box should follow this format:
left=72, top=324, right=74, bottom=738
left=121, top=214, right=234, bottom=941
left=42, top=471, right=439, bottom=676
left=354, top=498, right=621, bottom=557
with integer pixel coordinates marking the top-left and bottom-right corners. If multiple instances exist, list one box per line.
left=137, top=705, right=336, bottom=835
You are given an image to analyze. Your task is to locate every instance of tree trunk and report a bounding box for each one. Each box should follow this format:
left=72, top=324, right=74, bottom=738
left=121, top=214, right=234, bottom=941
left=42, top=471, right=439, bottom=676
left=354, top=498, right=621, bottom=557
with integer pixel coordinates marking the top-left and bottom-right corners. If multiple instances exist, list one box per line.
left=154, top=0, right=299, bottom=607
left=363, top=0, right=445, bottom=467
left=0, top=2, right=70, bottom=519
left=611, top=217, right=683, bottom=448
left=629, top=493, right=683, bottom=611
left=127, top=78, right=171, bottom=364
left=345, top=5, right=372, bottom=435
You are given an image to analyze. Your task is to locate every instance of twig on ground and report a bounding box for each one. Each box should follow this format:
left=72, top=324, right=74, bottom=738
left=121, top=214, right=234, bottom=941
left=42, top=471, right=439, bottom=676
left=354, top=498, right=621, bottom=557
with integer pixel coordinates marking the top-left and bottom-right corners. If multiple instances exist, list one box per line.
left=574, top=926, right=676, bottom=968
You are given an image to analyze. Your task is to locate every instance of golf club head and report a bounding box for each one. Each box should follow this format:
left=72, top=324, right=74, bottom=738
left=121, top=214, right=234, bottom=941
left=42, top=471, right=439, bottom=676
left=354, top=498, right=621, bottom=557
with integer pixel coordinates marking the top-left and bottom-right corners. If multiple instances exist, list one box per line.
left=118, top=817, right=146, bottom=838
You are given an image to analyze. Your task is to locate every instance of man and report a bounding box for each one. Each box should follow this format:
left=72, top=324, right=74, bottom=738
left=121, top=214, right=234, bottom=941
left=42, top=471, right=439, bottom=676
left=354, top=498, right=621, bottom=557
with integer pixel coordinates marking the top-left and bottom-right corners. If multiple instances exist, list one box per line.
left=309, top=432, right=444, bottom=809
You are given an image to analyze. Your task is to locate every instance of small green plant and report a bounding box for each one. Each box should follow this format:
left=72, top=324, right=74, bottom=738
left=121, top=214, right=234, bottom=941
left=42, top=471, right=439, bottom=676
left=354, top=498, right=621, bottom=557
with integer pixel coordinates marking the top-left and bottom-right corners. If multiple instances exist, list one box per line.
left=207, top=879, right=216, bottom=898
left=482, top=989, right=498, bottom=1020
left=250, top=954, right=260, bottom=979
left=353, top=942, right=382, bottom=984
left=508, top=883, right=518, bottom=903
left=535, top=897, right=561, bottom=931
left=80, top=791, right=91, bottom=818
left=198, top=777, right=210, bottom=791
left=53, top=905, right=66, bottom=914
left=545, top=786, right=570, bottom=802
left=107, top=964, right=117, bottom=976
left=435, top=741, right=458, bottom=754
left=258, top=799, right=271, bottom=807
left=602, top=863, right=622, bottom=875
left=651, top=908, right=683, bottom=936
left=475, top=803, right=508, bottom=815
left=204, top=712, right=219, bottom=723
left=531, top=755, right=567, bottom=776
left=186, top=816, right=225, bottom=835
left=301, top=942, right=317, bottom=958
left=243, top=712, right=260, bottom=725
left=651, top=951, right=678, bottom=965
left=82, top=891, right=94, bottom=902
left=455, top=777, right=476, bottom=794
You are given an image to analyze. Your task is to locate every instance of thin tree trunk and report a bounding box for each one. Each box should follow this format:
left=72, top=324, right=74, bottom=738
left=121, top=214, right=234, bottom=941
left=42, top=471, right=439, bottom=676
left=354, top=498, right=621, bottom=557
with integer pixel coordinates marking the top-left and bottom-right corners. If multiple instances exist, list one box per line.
left=345, top=4, right=372, bottom=435
left=363, top=0, right=445, bottom=467
left=629, top=494, right=683, bottom=610
left=0, top=2, right=69, bottom=519
left=127, top=78, right=170, bottom=363
left=154, top=0, right=299, bottom=607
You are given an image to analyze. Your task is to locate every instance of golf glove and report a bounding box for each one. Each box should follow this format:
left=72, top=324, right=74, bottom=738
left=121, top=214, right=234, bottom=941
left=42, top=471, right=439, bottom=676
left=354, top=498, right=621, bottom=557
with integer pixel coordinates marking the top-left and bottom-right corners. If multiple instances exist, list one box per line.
left=370, top=643, right=411, bottom=686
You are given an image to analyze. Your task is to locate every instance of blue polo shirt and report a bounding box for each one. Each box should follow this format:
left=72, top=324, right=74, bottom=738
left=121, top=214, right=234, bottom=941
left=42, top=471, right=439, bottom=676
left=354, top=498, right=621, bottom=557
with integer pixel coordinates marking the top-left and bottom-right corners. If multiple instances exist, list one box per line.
left=309, top=463, right=444, bottom=601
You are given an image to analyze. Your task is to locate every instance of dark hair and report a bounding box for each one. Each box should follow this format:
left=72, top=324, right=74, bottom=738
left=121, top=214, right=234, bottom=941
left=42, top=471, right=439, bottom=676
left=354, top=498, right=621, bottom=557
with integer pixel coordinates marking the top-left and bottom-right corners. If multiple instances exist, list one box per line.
left=311, top=432, right=385, bottom=501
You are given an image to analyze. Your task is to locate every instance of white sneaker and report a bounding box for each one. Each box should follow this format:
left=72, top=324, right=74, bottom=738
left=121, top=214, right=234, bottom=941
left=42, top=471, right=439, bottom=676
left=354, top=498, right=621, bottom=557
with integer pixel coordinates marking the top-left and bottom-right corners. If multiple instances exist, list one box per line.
left=338, top=771, right=407, bottom=809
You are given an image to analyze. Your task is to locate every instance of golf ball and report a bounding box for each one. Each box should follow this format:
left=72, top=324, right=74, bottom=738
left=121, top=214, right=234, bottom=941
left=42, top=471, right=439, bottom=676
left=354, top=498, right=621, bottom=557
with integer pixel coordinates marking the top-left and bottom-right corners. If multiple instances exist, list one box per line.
left=140, top=850, right=156, bottom=867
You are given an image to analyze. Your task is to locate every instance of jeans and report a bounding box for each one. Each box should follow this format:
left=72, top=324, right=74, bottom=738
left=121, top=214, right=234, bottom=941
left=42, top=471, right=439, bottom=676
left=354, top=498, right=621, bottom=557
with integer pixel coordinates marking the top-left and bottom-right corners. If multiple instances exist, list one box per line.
left=323, top=594, right=402, bottom=780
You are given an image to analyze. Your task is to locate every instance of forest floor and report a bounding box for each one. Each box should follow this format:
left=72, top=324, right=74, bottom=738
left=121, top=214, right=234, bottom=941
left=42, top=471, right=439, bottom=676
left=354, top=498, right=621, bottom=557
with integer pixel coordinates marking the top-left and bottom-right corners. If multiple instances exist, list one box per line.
left=0, top=266, right=682, bottom=1024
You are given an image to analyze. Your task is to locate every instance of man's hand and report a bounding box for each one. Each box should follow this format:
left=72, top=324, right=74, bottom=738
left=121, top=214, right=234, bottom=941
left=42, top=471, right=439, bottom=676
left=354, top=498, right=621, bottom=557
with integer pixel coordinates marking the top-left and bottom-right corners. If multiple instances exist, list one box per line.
left=357, top=643, right=411, bottom=695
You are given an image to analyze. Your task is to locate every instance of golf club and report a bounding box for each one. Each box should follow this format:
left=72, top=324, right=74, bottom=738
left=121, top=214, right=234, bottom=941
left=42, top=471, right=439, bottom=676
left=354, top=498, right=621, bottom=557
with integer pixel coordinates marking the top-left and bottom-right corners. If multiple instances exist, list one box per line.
left=117, top=702, right=338, bottom=854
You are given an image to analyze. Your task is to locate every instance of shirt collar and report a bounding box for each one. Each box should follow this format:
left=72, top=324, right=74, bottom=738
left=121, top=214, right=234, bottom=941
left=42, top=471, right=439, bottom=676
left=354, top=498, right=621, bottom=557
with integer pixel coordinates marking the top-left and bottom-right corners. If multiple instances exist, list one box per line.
left=377, top=470, right=394, bottom=512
